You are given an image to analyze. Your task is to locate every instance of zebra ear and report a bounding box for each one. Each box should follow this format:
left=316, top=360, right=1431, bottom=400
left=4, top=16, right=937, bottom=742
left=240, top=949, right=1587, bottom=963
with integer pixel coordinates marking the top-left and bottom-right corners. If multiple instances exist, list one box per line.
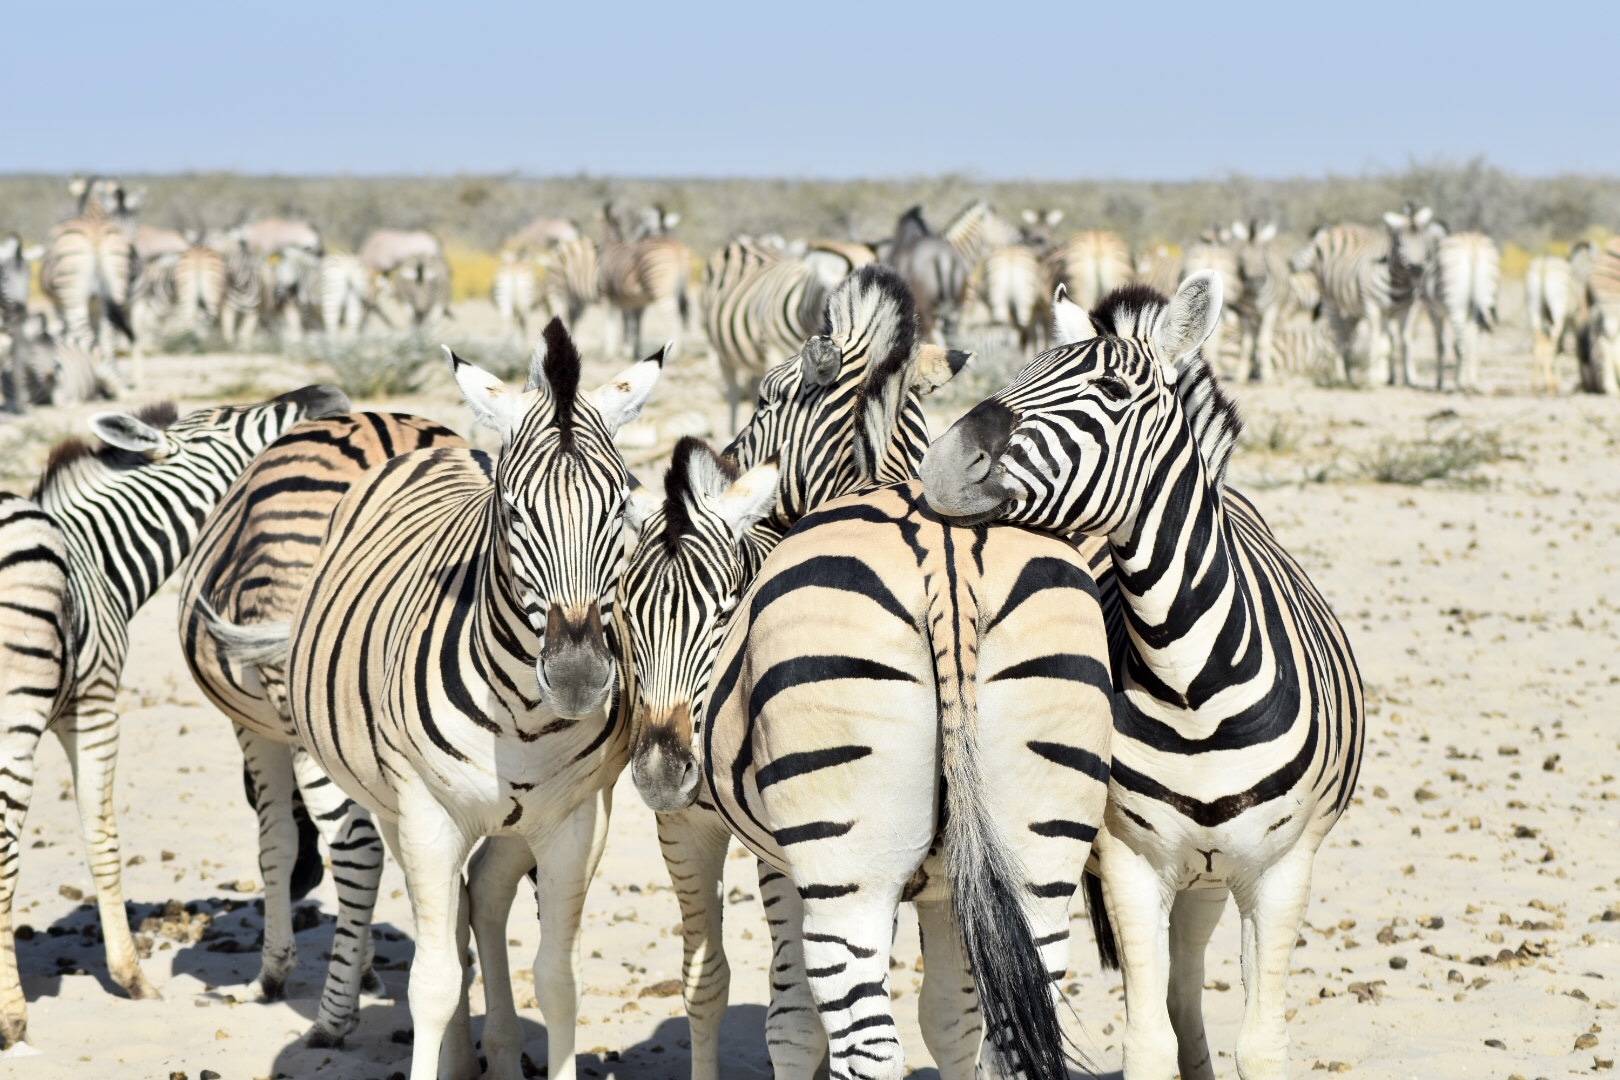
left=1021, top=209, right=1039, bottom=226
left=625, top=486, right=661, bottom=534
left=445, top=346, right=531, bottom=439
left=522, top=334, right=548, bottom=391
left=1381, top=211, right=1406, bottom=231
left=1413, top=206, right=1433, bottom=228
left=1230, top=220, right=1249, bottom=242
left=909, top=343, right=972, bottom=395
left=1052, top=284, right=1097, bottom=345
left=714, top=460, right=779, bottom=539
left=89, top=412, right=167, bottom=456
left=1155, top=271, right=1224, bottom=379
left=1044, top=208, right=1065, bottom=227
left=590, top=341, right=669, bottom=434
left=1258, top=222, right=1278, bottom=243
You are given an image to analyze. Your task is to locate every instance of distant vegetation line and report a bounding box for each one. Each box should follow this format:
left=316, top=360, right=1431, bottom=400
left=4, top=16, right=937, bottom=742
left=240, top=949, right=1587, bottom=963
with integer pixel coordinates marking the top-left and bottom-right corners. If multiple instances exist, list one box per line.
left=2, top=160, right=1616, bottom=256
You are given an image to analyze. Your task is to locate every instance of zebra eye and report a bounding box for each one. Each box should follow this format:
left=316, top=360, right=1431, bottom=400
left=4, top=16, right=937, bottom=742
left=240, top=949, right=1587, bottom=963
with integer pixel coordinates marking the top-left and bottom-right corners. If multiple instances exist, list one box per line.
left=1094, top=375, right=1131, bottom=401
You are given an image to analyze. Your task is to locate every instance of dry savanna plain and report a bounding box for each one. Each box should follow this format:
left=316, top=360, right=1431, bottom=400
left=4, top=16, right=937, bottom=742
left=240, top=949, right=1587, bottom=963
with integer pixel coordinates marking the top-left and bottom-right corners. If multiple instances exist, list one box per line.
left=0, top=282, right=1616, bottom=1080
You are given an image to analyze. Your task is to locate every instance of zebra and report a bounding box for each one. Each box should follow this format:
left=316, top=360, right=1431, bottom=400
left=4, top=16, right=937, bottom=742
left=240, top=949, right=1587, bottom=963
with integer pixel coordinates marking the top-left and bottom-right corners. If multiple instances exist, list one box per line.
left=40, top=177, right=138, bottom=356
left=237, top=218, right=323, bottom=259
left=0, top=385, right=350, bottom=1054
left=1290, top=222, right=1396, bottom=385
left=179, top=411, right=465, bottom=1045
left=598, top=203, right=693, bottom=358
left=357, top=228, right=442, bottom=274
left=1227, top=220, right=1294, bottom=382
left=1383, top=204, right=1500, bottom=391
left=802, top=238, right=876, bottom=291
left=3, top=313, right=119, bottom=413
left=701, top=239, right=829, bottom=430
left=220, top=235, right=271, bottom=348
left=0, top=235, right=42, bottom=330
left=171, top=240, right=227, bottom=334
left=317, top=253, right=386, bottom=336
left=1050, top=229, right=1134, bottom=310
left=131, top=223, right=189, bottom=264
left=492, top=249, right=541, bottom=335
left=390, top=253, right=453, bottom=328
left=207, top=320, right=665, bottom=1080
left=539, top=235, right=600, bottom=328
left=1180, top=228, right=1241, bottom=378
left=942, top=199, right=1025, bottom=271
left=1580, top=236, right=1620, bottom=394
left=504, top=215, right=580, bottom=253
left=981, top=240, right=1053, bottom=356
left=920, top=274, right=1365, bottom=1080
left=606, top=266, right=972, bottom=1079
left=886, top=206, right=968, bottom=341
left=700, top=478, right=1113, bottom=1080
left=1525, top=247, right=1588, bottom=393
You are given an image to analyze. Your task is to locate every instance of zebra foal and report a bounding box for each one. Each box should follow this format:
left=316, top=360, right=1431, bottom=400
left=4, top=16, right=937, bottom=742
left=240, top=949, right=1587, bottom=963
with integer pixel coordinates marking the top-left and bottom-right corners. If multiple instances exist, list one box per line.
left=922, top=275, right=1364, bottom=1080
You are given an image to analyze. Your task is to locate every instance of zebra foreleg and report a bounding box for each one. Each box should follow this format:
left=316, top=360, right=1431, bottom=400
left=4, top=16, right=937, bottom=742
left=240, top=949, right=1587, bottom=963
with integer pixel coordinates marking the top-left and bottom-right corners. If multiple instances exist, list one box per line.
left=654, top=809, right=732, bottom=1080
left=530, top=787, right=612, bottom=1080
left=235, top=728, right=300, bottom=1001
left=55, top=706, right=159, bottom=1003
left=466, top=835, right=536, bottom=1079
left=388, top=786, right=478, bottom=1080
left=757, top=862, right=827, bottom=1079
left=1167, top=888, right=1227, bottom=1080
left=0, top=715, right=46, bottom=1052
left=914, top=899, right=981, bottom=1080
left=1097, top=826, right=1177, bottom=1080
left=1231, top=846, right=1315, bottom=1080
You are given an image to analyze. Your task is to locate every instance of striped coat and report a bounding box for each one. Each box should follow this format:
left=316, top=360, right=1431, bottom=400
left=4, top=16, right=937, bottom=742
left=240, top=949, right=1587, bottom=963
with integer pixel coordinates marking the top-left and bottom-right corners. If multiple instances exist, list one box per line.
left=1384, top=206, right=1500, bottom=390
left=1291, top=223, right=1396, bottom=385
left=922, top=275, right=1364, bottom=1080
left=179, top=412, right=465, bottom=1044
left=1051, top=229, right=1134, bottom=309
left=1581, top=237, right=1620, bottom=394
left=0, top=387, right=348, bottom=1053
left=598, top=205, right=693, bottom=358
left=701, top=240, right=829, bottom=428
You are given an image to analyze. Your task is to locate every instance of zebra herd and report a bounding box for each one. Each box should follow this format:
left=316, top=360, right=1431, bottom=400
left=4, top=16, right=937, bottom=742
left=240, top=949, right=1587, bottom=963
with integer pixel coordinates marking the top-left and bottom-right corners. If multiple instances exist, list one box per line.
left=0, top=249, right=1370, bottom=1078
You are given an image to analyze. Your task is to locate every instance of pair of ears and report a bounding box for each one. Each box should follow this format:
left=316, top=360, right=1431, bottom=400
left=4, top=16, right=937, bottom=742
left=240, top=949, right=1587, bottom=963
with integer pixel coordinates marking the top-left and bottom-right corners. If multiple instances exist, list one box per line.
left=798, top=336, right=972, bottom=396
left=1230, top=221, right=1278, bottom=243
left=1050, top=270, right=1225, bottom=385
left=448, top=339, right=671, bottom=443
left=1021, top=208, right=1065, bottom=228
left=626, top=452, right=780, bottom=542
left=1383, top=206, right=1440, bottom=231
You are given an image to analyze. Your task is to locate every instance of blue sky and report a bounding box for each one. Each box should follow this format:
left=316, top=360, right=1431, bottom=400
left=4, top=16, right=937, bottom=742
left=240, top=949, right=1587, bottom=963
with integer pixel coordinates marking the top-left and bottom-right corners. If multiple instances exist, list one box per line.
left=6, top=1, right=1617, bottom=178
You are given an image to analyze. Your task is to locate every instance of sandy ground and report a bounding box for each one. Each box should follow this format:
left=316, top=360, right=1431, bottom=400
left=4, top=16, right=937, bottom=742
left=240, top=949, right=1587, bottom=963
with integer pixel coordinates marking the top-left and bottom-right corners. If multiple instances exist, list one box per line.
left=1, top=293, right=1617, bottom=1079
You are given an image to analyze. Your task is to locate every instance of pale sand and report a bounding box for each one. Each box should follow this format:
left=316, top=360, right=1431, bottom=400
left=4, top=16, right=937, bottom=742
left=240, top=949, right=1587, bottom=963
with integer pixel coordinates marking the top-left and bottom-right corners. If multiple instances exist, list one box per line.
left=2, top=295, right=1617, bottom=1078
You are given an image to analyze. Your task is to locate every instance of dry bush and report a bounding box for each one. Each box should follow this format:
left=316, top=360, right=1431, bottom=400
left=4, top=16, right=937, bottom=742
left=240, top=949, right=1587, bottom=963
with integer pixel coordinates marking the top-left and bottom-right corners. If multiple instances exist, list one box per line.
left=1357, top=419, right=1512, bottom=486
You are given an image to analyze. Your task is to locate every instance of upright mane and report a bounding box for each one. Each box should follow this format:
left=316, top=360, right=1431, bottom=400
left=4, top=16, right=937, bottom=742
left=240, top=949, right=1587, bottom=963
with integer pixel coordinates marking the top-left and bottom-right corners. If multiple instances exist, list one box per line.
left=1091, top=285, right=1244, bottom=486
left=540, top=317, right=581, bottom=448
left=662, top=437, right=737, bottom=553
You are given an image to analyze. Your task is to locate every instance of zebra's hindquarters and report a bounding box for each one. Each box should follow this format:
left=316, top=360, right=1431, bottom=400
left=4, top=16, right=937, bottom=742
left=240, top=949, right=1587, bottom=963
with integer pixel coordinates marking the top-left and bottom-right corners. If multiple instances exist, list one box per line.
left=702, top=482, right=1111, bottom=1078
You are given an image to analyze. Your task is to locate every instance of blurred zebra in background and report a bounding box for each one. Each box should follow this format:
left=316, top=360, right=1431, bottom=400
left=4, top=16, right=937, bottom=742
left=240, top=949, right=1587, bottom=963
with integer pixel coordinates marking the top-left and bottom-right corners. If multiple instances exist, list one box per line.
left=1050, top=229, right=1134, bottom=309
left=701, top=238, right=829, bottom=428
left=1291, top=222, right=1395, bottom=385
left=390, top=253, right=453, bottom=327
left=1383, top=204, right=1499, bottom=391
left=0, top=235, right=42, bottom=329
left=220, top=235, right=271, bottom=348
left=1525, top=243, right=1589, bottom=393
left=1580, top=237, right=1620, bottom=394
left=942, top=198, right=1024, bottom=271
left=40, top=176, right=138, bottom=357
left=977, top=211, right=1062, bottom=356
left=886, top=206, right=968, bottom=341
left=317, top=254, right=384, bottom=336
left=541, top=235, right=600, bottom=327
left=599, top=202, right=693, bottom=358
left=492, top=249, right=541, bottom=335
left=801, top=238, right=876, bottom=291
left=1181, top=225, right=1240, bottom=377
left=1228, top=219, right=1294, bottom=381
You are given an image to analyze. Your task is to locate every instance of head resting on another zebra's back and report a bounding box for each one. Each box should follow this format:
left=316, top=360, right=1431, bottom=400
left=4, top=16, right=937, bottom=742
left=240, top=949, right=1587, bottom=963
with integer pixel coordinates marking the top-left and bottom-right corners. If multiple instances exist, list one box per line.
left=726, top=264, right=971, bottom=526
left=450, top=316, right=669, bottom=718
left=616, top=438, right=779, bottom=811
left=919, top=272, right=1225, bottom=531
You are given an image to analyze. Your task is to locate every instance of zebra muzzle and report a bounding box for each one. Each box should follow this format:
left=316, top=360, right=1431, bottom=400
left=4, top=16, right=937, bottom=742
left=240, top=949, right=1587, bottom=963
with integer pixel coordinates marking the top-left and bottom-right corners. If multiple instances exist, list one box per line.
left=919, top=397, right=1016, bottom=522
left=537, top=603, right=614, bottom=720
left=629, top=704, right=700, bottom=812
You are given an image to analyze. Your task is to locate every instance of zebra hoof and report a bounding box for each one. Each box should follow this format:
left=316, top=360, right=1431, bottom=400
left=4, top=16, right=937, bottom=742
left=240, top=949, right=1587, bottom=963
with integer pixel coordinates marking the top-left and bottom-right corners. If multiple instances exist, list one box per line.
left=360, top=968, right=385, bottom=996
left=119, top=970, right=162, bottom=1001
left=259, top=973, right=287, bottom=1002
left=305, top=1023, right=348, bottom=1049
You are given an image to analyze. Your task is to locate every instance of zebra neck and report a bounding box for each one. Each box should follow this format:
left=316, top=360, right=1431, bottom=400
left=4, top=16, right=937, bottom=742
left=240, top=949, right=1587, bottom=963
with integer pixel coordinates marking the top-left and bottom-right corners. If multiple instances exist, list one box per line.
left=1107, top=436, right=1290, bottom=721
left=37, top=459, right=213, bottom=626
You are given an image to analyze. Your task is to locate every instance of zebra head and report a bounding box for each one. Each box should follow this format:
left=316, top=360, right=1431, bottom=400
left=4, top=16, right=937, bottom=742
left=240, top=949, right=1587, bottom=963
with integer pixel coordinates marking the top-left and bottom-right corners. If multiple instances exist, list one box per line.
left=0, top=235, right=44, bottom=323
left=1383, top=204, right=1447, bottom=273
left=1231, top=219, right=1280, bottom=295
left=725, top=265, right=970, bottom=528
left=448, top=317, right=665, bottom=720
left=618, top=438, right=778, bottom=811
left=920, top=272, right=1224, bottom=536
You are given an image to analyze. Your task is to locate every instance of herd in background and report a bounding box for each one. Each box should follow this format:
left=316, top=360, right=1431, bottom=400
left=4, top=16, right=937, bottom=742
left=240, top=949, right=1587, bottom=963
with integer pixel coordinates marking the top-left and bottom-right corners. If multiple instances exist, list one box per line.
left=5, top=177, right=1620, bottom=420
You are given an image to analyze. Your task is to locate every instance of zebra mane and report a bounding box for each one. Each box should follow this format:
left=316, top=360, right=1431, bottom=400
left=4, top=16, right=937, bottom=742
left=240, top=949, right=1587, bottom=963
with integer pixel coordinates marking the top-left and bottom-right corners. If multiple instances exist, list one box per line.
left=662, top=436, right=737, bottom=552
left=1090, top=285, right=1244, bottom=486
left=35, top=401, right=181, bottom=495
left=843, top=265, right=920, bottom=390
left=540, top=317, right=581, bottom=448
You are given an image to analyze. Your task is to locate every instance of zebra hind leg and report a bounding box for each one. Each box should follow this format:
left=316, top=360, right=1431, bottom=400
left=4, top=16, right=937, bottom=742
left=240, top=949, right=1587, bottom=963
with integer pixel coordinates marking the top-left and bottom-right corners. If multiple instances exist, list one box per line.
left=0, top=715, right=47, bottom=1052
left=306, top=804, right=385, bottom=1046
left=1231, top=846, right=1316, bottom=1080
left=235, top=728, right=300, bottom=1000
left=915, top=899, right=982, bottom=1080
left=757, top=861, right=827, bottom=1078
left=1167, top=888, right=1228, bottom=1080
left=654, top=809, right=732, bottom=1080
left=796, top=892, right=907, bottom=1080
left=55, top=706, right=160, bottom=1003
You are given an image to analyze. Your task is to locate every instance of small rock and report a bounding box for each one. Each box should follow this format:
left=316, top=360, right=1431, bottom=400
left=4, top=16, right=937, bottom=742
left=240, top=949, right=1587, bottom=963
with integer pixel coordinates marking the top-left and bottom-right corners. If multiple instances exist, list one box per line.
left=1389, top=956, right=1408, bottom=970
left=1419, top=915, right=1444, bottom=930
left=638, top=979, right=683, bottom=998
left=1576, top=1034, right=1599, bottom=1051
left=1484, top=1038, right=1505, bottom=1049
left=59, top=884, right=84, bottom=902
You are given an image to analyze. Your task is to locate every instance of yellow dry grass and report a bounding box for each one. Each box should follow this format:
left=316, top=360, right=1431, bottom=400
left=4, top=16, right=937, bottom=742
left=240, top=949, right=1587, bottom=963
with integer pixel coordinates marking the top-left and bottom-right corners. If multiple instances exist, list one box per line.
left=446, top=245, right=499, bottom=303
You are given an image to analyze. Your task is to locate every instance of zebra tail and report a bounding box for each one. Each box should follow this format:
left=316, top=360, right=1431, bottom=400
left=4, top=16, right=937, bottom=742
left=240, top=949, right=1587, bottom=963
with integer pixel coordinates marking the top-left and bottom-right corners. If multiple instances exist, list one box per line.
left=933, top=574, right=1070, bottom=1079
left=1083, top=869, right=1121, bottom=969
left=104, top=296, right=135, bottom=344
left=197, top=597, right=293, bottom=666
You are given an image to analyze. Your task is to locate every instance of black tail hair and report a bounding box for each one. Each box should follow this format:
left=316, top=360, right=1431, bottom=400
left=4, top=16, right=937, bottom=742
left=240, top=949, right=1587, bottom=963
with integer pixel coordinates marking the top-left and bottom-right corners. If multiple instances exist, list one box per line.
left=1084, top=869, right=1120, bottom=970
left=104, top=297, right=135, bottom=344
